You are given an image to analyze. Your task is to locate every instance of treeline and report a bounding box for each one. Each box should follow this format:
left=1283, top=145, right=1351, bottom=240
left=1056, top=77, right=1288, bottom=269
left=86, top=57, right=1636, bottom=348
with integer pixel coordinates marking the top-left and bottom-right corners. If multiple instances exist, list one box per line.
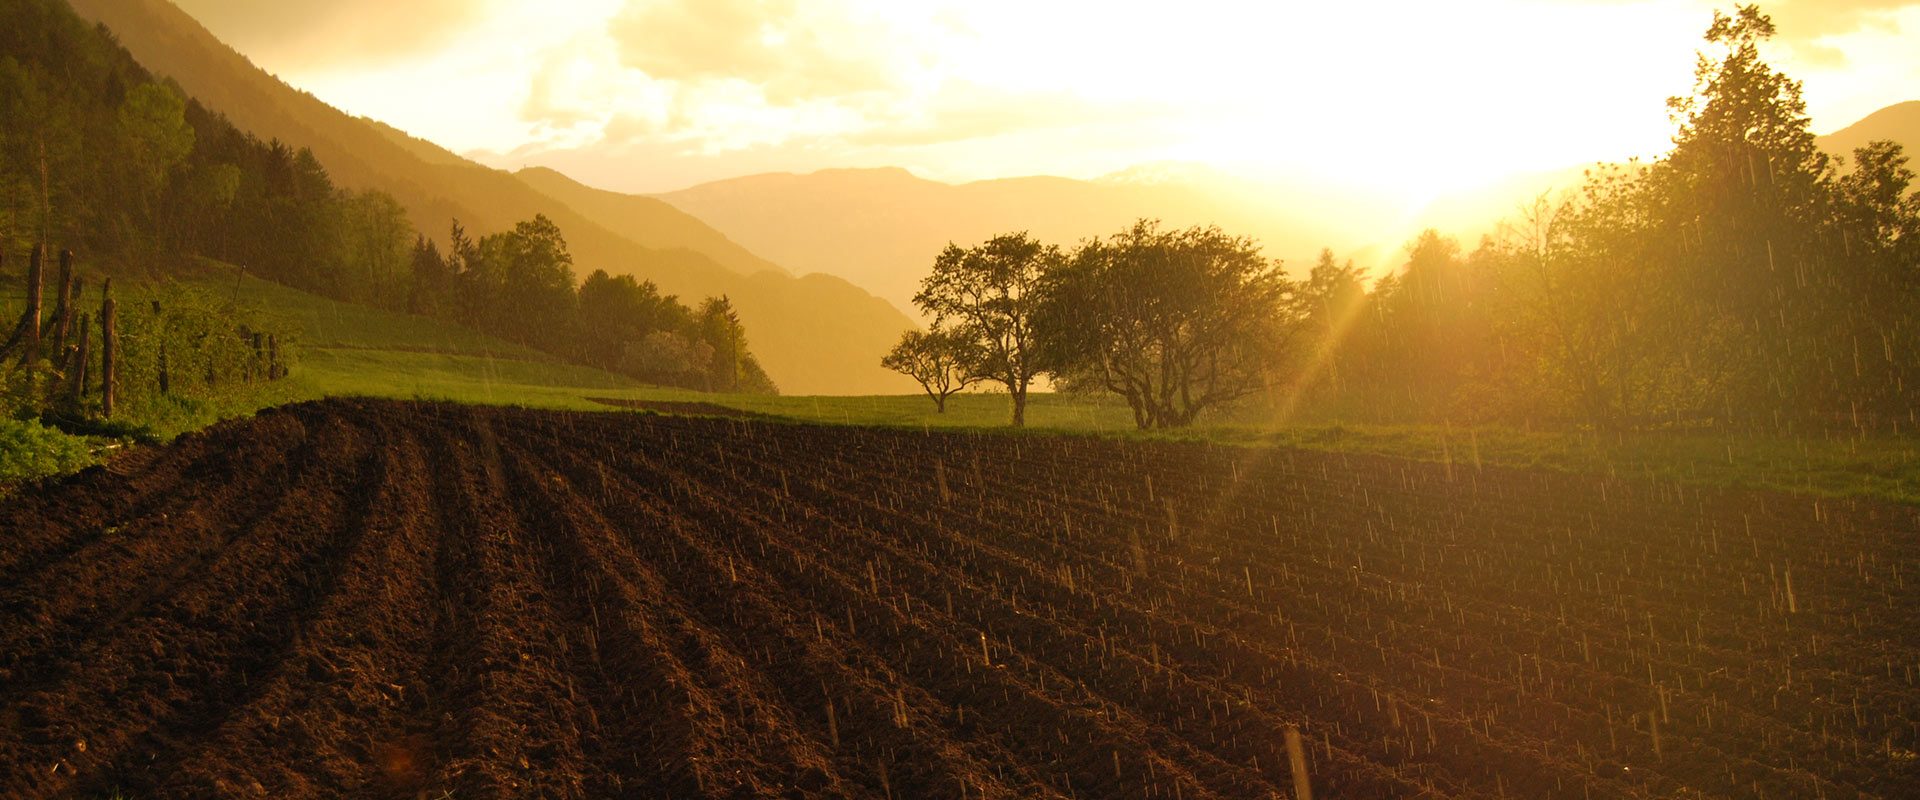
left=1300, top=7, right=1917, bottom=431
left=886, top=222, right=1299, bottom=429
left=891, top=6, right=1918, bottom=432
left=0, top=0, right=773, bottom=395
left=406, top=218, right=775, bottom=392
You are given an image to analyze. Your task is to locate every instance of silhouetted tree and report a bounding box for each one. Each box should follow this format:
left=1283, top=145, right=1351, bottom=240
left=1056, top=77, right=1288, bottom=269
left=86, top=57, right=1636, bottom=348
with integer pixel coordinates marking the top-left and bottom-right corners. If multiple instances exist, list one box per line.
left=914, top=232, right=1053, bottom=426
left=882, top=327, right=981, bottom=413
left=464, top=214, right=577, bottom=352
left=579, top=269, right=681, bottom=371
left=1288, top=248, right=1369, bottom=400
left=1034, top=221, right=1299, bottom=429
left=699, top=295, right=745, bottom=392
left=1659, top=4, right=1841, bottom=421
left=407, top=235, right=450, bottom=316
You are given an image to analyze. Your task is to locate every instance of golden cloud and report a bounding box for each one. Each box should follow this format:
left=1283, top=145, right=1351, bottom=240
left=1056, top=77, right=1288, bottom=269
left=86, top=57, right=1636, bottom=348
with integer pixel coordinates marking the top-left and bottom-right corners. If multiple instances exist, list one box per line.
left=172, top=0, right=495, bottom=68
left=606, top=0, right=922, bottom=104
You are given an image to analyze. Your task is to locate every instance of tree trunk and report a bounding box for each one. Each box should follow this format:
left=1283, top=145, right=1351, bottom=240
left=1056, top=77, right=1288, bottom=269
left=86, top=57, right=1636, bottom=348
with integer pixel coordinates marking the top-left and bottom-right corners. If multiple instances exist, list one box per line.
left=1009, top=382, right=1027, bottom=427
left=24, top=244, right=43, bottom=359
left=1129, top=396, right=1150, bottom=430
left=250, top=332, right=265, bottom=384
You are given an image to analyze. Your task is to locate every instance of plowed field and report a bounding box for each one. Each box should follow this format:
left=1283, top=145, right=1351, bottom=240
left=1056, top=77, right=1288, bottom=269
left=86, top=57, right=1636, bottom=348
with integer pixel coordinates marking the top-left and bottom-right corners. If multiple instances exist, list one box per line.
left=2, top=399, right=1916, bottom=798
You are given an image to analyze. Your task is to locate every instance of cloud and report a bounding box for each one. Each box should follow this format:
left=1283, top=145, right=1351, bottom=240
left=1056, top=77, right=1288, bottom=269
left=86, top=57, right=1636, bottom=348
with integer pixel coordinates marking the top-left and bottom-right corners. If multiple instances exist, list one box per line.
left=1757, top=0, right=1918, bottom=65
left=605, top=0, right=925, bottom=105
left=843, top=83, right=1169, bottom=149
left=477, top=0, right=1920, bottom=196
left=515, top=0, right=1153, bottom=162
left=1768, top=0, right=1912, bottom=40
left=173, top=0, right=496, bottom=69
left=516, top=29, right=881, bottom=155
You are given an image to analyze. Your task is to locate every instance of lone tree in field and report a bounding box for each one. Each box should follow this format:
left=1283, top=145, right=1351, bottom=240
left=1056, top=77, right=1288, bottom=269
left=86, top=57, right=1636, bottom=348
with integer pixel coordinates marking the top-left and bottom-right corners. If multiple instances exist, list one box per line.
left=882, top=327, right=981, bottom=413
left=913, top=233, right=1056, bottom=427
left=1035, top=220, right=1299, bottom=429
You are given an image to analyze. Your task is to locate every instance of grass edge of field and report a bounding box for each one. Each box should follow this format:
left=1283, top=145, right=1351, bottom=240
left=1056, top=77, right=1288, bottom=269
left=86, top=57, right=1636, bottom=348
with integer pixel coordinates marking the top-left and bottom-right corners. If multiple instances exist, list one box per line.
left=313, top=387, right=1920, bottom=508
left=7, top=377, right=1916, bottom=507
left=6, top=261, right=1914, bottom=507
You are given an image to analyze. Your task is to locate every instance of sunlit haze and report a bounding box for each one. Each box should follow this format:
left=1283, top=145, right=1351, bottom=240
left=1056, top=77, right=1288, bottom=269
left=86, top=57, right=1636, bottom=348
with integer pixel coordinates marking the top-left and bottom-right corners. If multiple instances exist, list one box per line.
left=175, top=0, right=1920, bottom=204
left=4, top=1, right=1920, bottom=791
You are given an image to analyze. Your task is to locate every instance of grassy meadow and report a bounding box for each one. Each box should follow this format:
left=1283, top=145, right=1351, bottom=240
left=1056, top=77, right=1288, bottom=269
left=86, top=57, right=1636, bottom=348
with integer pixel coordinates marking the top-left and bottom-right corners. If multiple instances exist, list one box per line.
left=3, top=262, right=1914, bottom=504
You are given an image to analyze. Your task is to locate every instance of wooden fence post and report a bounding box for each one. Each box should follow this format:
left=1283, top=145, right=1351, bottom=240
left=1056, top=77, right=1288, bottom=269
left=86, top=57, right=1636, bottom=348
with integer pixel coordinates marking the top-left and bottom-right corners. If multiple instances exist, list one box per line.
left=49, top=249, right=73, bottom=346
left=71, top=312, right=90, bottom=402
left=65, top=264, right=81, bottom=349
left=1, top=246, right=44, bottom=362
left=248, top=331, right=263, bottom=384
left=101, top=279, right=116, bottom=418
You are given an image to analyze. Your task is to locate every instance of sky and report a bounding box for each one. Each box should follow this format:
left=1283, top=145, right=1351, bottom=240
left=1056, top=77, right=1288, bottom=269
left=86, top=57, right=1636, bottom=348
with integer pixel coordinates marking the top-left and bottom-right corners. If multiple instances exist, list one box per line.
left=173, top=0, right=1920, bottom=202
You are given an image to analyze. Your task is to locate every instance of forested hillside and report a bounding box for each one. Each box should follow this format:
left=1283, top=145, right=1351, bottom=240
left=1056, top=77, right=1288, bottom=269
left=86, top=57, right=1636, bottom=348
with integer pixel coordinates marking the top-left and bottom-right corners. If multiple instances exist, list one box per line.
left=2, top=0, right=778, bottom=395
left=63, top=0, right=916, bottom=395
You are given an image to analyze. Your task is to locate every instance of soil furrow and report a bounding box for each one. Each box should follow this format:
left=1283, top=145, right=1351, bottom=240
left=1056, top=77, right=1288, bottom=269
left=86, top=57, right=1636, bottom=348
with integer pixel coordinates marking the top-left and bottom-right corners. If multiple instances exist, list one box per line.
left=1, top=399, right=1914, bottom=799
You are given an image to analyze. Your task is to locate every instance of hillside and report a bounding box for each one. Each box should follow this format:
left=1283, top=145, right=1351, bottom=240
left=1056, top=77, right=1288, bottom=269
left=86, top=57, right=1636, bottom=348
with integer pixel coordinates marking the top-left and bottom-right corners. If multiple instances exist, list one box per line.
left=509, top=166, right=789, bottom=278
left=1819, top=100, right=1920, bottom=162
left=65, top=0, right=916, bottom=395
left=165, top=262, right=663, bottom=404
left=644, top=99, right=1914, bottom=321
left=656, top=166, right=1384, bottom=317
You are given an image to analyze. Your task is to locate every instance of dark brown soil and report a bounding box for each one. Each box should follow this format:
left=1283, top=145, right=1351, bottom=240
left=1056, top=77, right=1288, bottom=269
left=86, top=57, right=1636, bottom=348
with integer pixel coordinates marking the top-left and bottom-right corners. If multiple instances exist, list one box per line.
left=1, top=398, right=1915, bottom=799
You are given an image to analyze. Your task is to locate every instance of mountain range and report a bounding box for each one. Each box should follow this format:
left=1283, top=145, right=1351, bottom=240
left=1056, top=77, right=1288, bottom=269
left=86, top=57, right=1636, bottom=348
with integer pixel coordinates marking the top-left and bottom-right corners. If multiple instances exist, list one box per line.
left=646, top=101, right=1920, bottom=319
left=649, top=165, right=1391, bottom=319
left=65, top=0, right=1920, bottom=392
left=1818, top=100, right=1920, bottom=162
left=67, top=0, right=917, bottom=395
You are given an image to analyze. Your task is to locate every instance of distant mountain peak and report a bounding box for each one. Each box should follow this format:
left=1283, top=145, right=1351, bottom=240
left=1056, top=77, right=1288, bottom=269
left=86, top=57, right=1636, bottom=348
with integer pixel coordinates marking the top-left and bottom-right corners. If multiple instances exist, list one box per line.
left=1818, top=99, right=1920, bottom=161
left=1826, top=100, right=1920, bottom=133
left=1096, top=161, right=1230, bottom=187
left=813, top=165, right=921, bottom=179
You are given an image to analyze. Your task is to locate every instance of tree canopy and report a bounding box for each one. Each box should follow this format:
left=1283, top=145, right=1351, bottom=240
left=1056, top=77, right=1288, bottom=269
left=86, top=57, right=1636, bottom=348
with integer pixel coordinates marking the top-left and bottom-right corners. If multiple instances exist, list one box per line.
left=881, top=327, right=981, bottom=413
left=1034, top=221, right=1297, bottom=428
left=913, top=232, right=1054, bottom=426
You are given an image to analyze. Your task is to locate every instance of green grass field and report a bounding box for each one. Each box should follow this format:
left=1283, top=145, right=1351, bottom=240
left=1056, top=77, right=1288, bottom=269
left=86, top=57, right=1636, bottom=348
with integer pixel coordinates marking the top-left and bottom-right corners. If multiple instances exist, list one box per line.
left=188, top=263, right=1137, bottom=429
left=1169, top=421, right=1920, bottom=505
left=4, top=264, right=1915, bottom=504
left=192, top=267, right=549, bottom=358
